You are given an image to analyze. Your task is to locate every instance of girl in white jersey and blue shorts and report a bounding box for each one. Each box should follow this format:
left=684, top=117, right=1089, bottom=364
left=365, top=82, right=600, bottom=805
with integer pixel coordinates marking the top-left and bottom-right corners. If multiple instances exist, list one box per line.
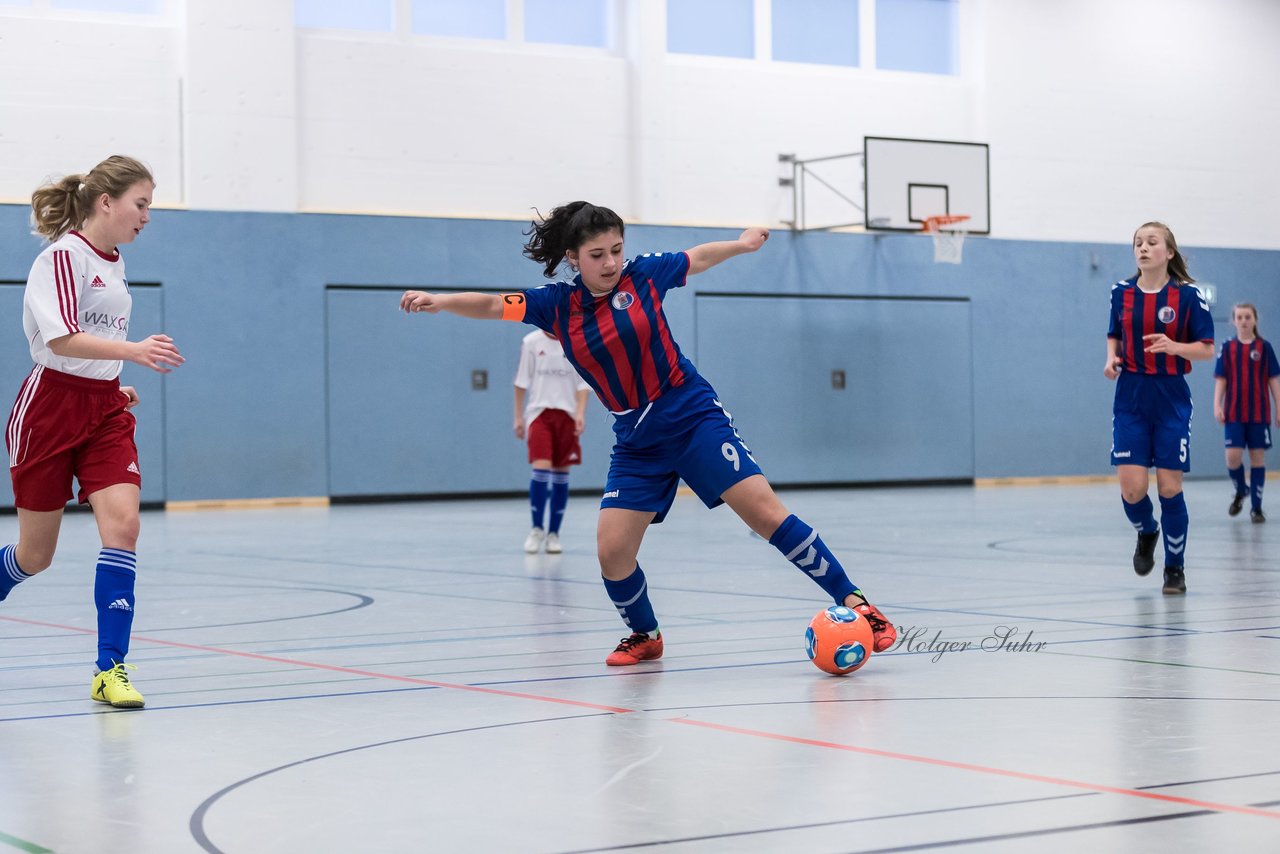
left=1, top=156, right=184, bottom=708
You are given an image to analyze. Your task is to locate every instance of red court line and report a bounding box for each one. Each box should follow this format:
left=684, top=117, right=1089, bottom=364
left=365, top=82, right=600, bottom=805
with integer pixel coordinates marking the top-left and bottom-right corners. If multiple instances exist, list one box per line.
left=672, top=718, right=1280, bottom=821
left=7, top=613, right=1279, bottom=820
left=0, top=614, right=632, bottom=715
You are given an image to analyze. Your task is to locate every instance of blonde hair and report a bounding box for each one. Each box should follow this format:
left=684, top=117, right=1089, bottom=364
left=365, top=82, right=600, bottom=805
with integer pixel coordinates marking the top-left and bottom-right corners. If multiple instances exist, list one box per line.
left=1132, top=221, right=1195, bottom=284
left=30, top=155, right=154, bottom=241
left=1233, top=302, right=1260, bottom=338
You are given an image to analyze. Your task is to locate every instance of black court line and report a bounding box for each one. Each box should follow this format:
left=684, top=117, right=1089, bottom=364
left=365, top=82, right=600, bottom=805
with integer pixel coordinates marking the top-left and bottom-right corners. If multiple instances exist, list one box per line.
left=559, top=792, right=1102, bottom=853
left=188, top=713, right=610, bottom=854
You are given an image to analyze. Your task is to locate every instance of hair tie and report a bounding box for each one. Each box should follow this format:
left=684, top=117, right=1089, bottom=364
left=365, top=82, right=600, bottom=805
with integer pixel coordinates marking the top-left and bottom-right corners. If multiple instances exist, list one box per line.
left=77, top=182, right=86, bottom=192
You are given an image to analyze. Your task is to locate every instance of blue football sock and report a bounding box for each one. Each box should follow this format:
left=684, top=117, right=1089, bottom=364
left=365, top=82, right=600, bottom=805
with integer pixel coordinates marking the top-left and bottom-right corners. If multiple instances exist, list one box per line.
left=529, top=468, right=551, bottom=530
left=1122, top=496, right=1158, bottom=534
left=1158, top=493, right=1188, bottom=569
left=769, top=514, right=857, bottom=604
left=1229, top=465, right=1248, bottom=497
left=1, top=544, right=32, bottom=602
left=94, top=549, right=137, bottom=672
left=548, top=471, right=570, bottom=534
left=1251, top=467, right=1265, bottom=511
left=602, top=565, right=658, bottom=635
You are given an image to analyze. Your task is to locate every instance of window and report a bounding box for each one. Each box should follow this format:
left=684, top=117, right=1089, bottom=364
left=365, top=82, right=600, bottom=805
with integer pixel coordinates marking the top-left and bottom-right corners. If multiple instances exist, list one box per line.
left=51, top=0, right=161, bottom=11
left=295, top=0, right=392, bottom=31
left=876, top=0, right=957, bottom=74
left=411, top=0, right=505, bottom=39
left=525, top=0, right=612, bottom=48
left=772, top=0, right=858, bottom=67
left=667, top=0, right=754, bottom=59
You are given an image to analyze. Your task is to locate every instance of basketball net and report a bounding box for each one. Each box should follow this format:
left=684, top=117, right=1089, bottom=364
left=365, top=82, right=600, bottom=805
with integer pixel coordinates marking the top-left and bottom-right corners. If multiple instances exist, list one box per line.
left=922, top=215, right=970, bottom=265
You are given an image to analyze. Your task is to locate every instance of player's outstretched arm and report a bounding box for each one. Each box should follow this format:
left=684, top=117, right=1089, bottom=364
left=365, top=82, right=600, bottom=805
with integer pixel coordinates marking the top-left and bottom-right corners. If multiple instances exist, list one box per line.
left=686, top=227, right=769, bottom=276
left=400, top=291, right=503, bottom=320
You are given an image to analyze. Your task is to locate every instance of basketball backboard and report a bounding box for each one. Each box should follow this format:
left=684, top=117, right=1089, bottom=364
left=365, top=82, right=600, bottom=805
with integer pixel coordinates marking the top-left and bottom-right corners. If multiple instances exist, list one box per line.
left=864, top=136, right=990, bottom=233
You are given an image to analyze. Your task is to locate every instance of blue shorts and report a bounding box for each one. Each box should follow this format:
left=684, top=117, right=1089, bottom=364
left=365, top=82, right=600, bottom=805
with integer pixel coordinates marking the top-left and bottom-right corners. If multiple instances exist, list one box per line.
left=1224, top=423, right=1273, bottom=450
left=1111, top=372, right=1194, bottom=471
left=602, top=375, right=763, bottom=523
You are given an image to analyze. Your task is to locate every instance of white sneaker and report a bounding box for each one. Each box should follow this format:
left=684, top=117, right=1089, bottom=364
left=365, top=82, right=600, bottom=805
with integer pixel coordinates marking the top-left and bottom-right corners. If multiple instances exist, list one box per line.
left=524, top=528, right=545, bottom=553
left=545, top=533, right=562, bottom=554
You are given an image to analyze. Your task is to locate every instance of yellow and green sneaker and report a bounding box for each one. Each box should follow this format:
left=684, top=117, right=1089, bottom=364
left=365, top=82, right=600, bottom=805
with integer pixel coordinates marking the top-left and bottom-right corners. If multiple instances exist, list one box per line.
left=91, top=662, right=145, bottom=709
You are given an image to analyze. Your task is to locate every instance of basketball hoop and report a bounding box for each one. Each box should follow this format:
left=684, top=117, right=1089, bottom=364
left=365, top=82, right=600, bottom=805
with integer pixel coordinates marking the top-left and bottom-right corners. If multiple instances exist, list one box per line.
left=922, top=215, right=970, bottom=265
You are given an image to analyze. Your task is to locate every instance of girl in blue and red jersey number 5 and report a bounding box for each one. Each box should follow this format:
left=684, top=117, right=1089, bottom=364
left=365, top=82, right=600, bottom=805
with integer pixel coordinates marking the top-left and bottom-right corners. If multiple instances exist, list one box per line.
left=402, top=202, right=895, bottom=665
left=1105, top=221, right=1215, bottom=595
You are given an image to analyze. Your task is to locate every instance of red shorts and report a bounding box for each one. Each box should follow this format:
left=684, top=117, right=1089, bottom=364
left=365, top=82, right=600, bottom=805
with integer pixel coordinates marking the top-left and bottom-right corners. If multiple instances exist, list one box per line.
left=527, top=409, right=582, bottom=468
left=6, top=366, right=141, bottom=511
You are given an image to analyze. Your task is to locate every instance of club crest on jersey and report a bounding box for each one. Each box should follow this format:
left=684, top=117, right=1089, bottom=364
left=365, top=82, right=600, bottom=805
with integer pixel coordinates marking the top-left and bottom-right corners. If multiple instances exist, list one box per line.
left=1157, top=306, right=1177, bottom=324
left=1252, top=349, right=1262, bottom=362
left=611, top=291, right=634, bottom=311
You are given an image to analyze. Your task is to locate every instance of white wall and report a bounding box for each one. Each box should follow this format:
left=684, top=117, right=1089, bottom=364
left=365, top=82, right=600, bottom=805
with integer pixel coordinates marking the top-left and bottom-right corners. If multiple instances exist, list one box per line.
left=0, top=13, right=182, bottom=207
left=1, top=0, right=1278, bottom=247
left=982, top=0, right=1280, bottom=248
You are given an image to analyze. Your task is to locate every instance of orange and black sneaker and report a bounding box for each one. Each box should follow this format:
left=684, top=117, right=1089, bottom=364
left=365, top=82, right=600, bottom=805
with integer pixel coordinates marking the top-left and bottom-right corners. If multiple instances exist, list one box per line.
left=854, top=603, right=897, bottom=652
left=605, top=631, right=663, bottom=666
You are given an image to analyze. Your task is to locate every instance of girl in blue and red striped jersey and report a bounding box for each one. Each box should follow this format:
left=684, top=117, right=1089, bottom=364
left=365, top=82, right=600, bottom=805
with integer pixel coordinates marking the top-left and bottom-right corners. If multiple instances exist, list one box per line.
left=1104, top=221, right=1215, bottom=595
left=1, top=156, right=184, bottom=708
left=402, top=201, right=895, bottom=665
left=1214, top=303, right=1280, bottom=523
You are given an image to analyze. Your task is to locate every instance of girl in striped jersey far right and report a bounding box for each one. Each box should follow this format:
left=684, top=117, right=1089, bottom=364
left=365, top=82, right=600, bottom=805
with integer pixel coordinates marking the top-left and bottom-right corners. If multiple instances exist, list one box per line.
left=1214, top=303, right=1280, bottom=523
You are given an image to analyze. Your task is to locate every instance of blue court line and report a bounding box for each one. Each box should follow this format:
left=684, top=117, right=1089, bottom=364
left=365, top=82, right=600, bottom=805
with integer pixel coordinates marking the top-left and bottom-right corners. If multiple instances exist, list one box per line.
left=0, top=830, right=54, bottom=854
left=0, top=625, right=1232, bottom=682
left=0, top=684, right=439, bottom=723
left=3, top=617, right=1277, bottom=713
left=642, top=696, right=1280, bottom=715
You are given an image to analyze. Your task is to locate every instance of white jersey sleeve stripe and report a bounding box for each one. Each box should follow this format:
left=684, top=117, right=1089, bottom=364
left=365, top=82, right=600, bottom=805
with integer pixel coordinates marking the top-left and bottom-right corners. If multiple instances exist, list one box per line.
left=53, top=250, right=71, bottom=331
left=54, top=250, right=81, bottom=334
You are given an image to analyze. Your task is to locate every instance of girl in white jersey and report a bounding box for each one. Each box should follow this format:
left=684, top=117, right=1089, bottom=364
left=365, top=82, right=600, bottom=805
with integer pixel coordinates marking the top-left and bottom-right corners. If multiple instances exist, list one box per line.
left=1, top=156, right=184, bottom=708
left=514, top=329, right=590, bottom=553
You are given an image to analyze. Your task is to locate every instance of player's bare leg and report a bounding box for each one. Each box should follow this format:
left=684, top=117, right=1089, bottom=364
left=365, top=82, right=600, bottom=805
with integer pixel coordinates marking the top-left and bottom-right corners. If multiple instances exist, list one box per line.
left=597, top=508, right=663, bottom=664
left=722, top=475, right=895, bottom=651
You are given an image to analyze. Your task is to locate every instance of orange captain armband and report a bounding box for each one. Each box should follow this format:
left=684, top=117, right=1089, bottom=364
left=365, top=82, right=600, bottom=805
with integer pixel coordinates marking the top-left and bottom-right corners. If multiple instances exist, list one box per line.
left=500, top=293, right=527, bottom=322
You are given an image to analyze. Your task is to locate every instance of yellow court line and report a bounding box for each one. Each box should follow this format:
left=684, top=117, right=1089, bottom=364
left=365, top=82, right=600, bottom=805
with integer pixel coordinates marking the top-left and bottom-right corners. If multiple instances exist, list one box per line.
left=975, top=475, right=1117, bottom=488
left=165, top=497, right=330, bottom=512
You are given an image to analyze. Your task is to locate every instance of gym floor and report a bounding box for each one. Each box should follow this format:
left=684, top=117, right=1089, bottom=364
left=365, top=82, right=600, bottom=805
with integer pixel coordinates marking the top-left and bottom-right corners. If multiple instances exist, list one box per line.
left=2, top=483, right=1277, bottom=853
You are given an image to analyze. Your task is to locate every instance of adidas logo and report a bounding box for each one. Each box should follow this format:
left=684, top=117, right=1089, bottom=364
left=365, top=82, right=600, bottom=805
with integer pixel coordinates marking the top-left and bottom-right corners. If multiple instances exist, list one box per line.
left=90, top=275, right=106, bottom=289
left=108, top=598, right=132, bottom=611
left=127, top=461, right=140, bottom=474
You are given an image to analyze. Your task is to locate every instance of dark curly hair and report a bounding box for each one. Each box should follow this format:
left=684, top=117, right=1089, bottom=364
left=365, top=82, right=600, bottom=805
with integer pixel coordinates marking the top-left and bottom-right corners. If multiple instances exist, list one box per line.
left=523, top=201, right=625, bottom=278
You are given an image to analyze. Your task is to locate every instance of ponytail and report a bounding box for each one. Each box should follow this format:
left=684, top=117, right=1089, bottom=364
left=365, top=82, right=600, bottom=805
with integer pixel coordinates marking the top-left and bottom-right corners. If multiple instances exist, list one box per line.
left=523, top=201, right=625, bottom=278
left=30, top=155, right=154, bottom=241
